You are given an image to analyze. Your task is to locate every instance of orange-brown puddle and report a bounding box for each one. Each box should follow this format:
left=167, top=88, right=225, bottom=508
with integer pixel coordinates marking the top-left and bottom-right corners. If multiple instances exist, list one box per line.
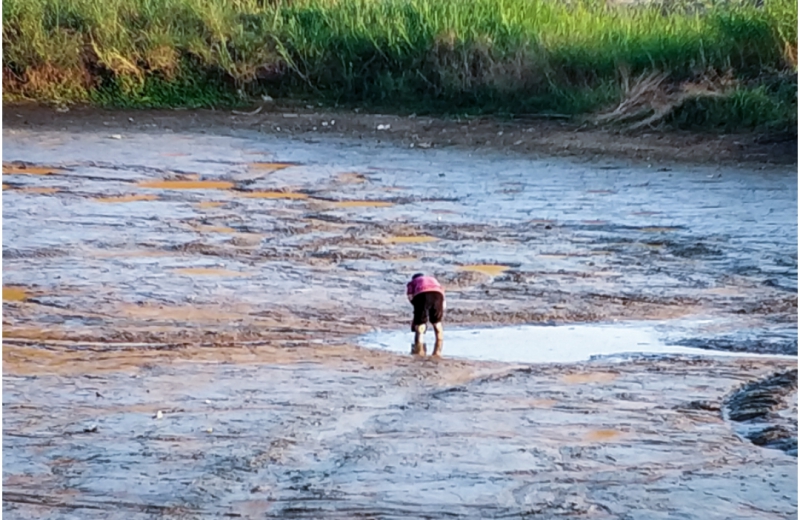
left=248, top=162, right=297, bottom=171
left=385, top=236, right=438, bottom=244
left=3, top=287, right=28, bottom=302
left=583, top=429, right=623, bottom=442
left=3, top=164, right=63, bottom=175
left=137, top=180, right=234, bottom=190
left=456, top=264, right=509, bottom=276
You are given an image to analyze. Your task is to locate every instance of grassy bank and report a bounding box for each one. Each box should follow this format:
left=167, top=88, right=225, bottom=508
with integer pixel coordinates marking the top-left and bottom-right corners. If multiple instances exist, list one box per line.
left=3, top=0, right=797, bottom=131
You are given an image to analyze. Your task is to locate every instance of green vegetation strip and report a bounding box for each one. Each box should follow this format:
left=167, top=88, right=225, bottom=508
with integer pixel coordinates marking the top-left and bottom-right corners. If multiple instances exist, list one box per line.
left=2, top=0, right=797, bottom=130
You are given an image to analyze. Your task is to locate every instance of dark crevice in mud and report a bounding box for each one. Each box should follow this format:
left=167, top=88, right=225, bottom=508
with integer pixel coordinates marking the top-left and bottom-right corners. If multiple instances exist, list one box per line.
left=724, top=369, right=798, bottom=456
left=677, top=336, right=798, bottom=356
left=763, top=278, right=798, bottom=293
left=2, top=491, right=199, bottom=515
left=3, top=247, right=71, bottom=259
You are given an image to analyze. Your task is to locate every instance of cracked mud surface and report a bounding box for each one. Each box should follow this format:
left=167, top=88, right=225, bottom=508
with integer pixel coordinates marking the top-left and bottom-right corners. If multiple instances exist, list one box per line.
left=2, top=109, right=797, bottom=518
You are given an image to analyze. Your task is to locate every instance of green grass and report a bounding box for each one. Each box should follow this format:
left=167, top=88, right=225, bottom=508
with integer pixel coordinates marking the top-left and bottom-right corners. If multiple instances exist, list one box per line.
left=2, top=0, right=797, bottom=130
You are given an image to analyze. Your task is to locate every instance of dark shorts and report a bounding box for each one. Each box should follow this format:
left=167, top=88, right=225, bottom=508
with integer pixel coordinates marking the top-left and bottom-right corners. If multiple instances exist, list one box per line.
left=411, top=291, right=444, bottom=330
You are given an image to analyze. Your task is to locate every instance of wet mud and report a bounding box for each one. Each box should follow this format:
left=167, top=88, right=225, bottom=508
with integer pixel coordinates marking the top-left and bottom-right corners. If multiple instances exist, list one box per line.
left=725, top=369, right=798, bottom=455
left=2, top=110, right=797, bottom=518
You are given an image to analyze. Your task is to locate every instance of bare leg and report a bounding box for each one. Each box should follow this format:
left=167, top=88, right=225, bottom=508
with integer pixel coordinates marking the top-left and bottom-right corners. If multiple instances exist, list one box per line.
left=412, top=324, right=427, bottom=356
left=431, top=322, right=444, bottom=356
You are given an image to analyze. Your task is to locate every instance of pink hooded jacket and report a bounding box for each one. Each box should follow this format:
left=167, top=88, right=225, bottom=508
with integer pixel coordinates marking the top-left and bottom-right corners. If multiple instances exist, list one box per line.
left=406, top=275, right=444, bottom=301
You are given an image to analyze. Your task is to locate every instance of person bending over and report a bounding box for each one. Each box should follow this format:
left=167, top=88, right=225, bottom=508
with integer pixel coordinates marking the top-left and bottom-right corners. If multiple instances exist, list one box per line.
left=406, top=273, right=445, bottom=356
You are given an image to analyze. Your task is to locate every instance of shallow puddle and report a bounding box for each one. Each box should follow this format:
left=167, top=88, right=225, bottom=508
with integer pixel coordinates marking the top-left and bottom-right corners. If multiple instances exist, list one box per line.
left=360, top=323, right=794, bottom=364
left=137, top=180, right=234, bottom=190
left=456, top=264, right=509, bottom=277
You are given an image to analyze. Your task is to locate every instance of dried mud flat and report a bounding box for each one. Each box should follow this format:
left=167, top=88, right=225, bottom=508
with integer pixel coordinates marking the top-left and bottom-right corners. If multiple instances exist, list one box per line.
left=2, top=108, right=798, bottom=519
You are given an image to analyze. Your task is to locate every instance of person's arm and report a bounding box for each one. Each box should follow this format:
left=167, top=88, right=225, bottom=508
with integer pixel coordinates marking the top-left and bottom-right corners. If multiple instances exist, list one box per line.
left=406, top=282, right=414, bottom=302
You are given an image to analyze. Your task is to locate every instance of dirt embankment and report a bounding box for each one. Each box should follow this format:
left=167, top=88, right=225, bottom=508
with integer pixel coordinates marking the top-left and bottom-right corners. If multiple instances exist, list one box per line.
left=5, top=103, right=797, bottom=167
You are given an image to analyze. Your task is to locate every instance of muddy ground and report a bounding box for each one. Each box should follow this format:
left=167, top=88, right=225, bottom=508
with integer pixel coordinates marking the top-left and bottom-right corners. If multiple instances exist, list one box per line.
left=2, top=106, right=798, bottom=518
left=6, top=104, right=800, bottom=167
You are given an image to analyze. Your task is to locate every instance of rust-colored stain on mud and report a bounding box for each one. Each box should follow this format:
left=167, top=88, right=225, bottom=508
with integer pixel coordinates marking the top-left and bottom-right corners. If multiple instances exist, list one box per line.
left=171, top=267, right=247, bottom=277
left=584, top=429, right=622, bottom=442
left=3, top=164, right=62, bottom=175
left=95, top=194, right=159, bottom=203
left=195, top=201, right=226, bottom=209
left=332, top=200, right=395, bottom=208
left=457, top=264, right=509, bottom=277
left=19, top=187, right=60, bottom=195
left=3, top=287, right=28, bottom=302
left=248, top=162, right=296, bottom=171
left=385, top=236, right=438, bottom=244
left=137, top=180, right=234, bottom=190
left=561, top=372, right=618, bottom=384
left=241, top=191, right=310, bottom=200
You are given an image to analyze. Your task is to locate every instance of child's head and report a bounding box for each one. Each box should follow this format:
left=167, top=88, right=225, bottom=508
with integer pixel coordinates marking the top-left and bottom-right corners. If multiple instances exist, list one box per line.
left=412, top=273, right=424, bottom=280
